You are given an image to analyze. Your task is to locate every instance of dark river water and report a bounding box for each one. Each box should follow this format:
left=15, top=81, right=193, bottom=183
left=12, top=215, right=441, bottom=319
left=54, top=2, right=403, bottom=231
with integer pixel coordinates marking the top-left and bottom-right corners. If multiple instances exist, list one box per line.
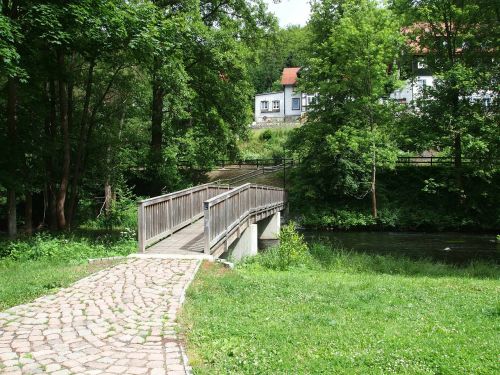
left=300, top=231, right=500, bottom=264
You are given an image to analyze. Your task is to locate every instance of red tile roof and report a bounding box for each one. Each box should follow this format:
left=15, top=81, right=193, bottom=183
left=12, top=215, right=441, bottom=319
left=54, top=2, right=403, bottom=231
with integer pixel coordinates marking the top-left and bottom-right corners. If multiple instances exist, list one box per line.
left=281, top=67, right=301, bottom=85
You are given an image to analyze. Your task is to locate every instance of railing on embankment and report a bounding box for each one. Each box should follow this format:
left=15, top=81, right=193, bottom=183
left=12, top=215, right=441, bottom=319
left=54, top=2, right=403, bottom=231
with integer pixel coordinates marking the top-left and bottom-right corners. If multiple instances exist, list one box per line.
left=137, top=183, right=231, bottom=252
left=203, top=183, right=286, bottom=256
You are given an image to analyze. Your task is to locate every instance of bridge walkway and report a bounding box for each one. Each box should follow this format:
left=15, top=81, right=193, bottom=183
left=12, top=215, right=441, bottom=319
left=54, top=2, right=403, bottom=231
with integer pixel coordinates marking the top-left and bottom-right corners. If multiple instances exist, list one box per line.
left=137, top=182, right=286, bottom=260
left=145, top=219, right=205, bottom=257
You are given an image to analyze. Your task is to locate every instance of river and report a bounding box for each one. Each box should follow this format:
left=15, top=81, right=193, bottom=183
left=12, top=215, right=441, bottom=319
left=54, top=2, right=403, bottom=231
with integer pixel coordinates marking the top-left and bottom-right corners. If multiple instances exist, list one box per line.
left=301, top=231, right=500, bottom=264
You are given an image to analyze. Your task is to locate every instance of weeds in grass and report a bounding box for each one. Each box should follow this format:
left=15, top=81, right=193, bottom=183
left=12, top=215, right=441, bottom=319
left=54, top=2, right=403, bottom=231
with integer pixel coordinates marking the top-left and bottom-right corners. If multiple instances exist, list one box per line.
left=243, top=223, right=499, bottom=279
left=1, top=232, right=135, bottom=262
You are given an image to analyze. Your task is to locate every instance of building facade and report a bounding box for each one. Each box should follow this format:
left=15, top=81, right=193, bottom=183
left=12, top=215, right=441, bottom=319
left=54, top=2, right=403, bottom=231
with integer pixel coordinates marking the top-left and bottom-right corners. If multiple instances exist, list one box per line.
left=254, top=67, right=315, bottom=123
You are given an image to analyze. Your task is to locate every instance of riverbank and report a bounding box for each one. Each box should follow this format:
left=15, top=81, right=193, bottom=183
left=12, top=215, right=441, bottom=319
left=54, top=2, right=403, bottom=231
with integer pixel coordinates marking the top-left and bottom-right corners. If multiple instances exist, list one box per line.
left=180, top=249, right=499, bottom=374
left=290, top=167, right=500, bottom=233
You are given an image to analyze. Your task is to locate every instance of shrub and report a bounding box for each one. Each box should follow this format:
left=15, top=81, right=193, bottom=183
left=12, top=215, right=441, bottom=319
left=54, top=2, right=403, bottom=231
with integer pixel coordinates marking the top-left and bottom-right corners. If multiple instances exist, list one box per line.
left=82, top=187, right=137, bottom=231
left=300, top=209, right=376, bottom=230
left=5, top=232, right=136, bottom=262
left=246, top=222, right=311, bottom=270
left=259, top=129, right=273, bottom=141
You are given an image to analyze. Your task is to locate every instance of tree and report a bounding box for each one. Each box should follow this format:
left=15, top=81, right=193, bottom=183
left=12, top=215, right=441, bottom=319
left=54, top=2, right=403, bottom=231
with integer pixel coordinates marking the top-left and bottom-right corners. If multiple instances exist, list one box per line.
left=249, top=25, right=311, bottom=93
left=1, top=0, right=276, bottom=232
left=290, top=0, right=402, bottom=218
left=391, top=0, right=499, bottom=193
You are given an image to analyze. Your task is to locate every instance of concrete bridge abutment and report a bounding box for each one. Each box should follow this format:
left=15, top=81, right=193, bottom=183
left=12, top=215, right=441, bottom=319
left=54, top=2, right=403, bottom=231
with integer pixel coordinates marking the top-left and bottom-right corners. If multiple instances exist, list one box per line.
left=226, top=212, right=281, bottom=261
left=258, top=212, right=281, bottom=240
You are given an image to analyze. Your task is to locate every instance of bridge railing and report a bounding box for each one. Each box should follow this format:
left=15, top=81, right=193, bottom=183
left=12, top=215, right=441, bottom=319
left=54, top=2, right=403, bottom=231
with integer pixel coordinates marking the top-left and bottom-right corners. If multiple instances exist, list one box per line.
left=203, top=183, right=286, bottom=254
left=138, top=183, right=231, bottom=252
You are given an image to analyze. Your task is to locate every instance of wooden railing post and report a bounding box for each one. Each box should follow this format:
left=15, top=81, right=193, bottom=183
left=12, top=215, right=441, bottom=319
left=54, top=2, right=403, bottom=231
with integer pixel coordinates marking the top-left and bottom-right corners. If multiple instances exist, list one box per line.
left=138, top=203, right=145, bottom=253
left=204, top=201, right=211, bottom=254
left=190, top=191, right=194, bottom=223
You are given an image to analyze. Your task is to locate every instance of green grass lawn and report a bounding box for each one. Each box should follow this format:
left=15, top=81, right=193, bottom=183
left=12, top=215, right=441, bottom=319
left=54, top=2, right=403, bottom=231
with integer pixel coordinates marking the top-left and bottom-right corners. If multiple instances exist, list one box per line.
left=180, top=257, right=500, bottom=374
left=0, top=258, right=123, bottom=310
left=0, top=231, right=135, bottom=310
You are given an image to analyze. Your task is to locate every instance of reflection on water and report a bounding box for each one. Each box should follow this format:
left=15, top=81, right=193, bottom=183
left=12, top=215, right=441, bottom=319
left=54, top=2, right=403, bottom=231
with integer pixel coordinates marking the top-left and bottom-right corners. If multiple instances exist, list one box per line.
left=302, top=231, right=500, bottom=264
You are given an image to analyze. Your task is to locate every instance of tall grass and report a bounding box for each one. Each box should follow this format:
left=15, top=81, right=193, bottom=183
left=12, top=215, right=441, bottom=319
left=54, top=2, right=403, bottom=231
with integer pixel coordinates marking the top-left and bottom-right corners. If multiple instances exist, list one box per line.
left=239, top=128, right=294, bottom=160
left=242, top=224, right=499, bottom=279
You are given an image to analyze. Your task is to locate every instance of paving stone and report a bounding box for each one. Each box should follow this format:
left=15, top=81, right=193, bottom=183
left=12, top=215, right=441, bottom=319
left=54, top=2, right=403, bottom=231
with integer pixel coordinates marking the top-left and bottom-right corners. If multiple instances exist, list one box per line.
left=0, top=259, right=199, bottom=375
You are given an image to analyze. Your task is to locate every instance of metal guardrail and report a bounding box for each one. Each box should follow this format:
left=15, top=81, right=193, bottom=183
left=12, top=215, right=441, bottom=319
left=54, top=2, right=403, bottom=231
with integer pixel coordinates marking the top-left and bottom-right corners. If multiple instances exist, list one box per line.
left=137, top=183, right=231, bottom=252
left=203, top=183, right=286, bottom=255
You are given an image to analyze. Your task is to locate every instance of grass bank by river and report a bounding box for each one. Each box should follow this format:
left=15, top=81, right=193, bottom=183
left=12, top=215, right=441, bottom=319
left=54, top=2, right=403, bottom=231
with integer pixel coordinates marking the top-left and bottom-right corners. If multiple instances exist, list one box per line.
left=180, top=236, right=499, bottom=374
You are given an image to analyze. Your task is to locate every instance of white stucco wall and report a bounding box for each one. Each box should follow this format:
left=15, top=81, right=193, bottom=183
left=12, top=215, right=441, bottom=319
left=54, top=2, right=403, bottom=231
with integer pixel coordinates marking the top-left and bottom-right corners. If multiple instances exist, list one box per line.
left=390, top=75, right=434, bottom=103
left=284, top=85, right=302, bottom=118
left=254, top=92, right=285, bottom=122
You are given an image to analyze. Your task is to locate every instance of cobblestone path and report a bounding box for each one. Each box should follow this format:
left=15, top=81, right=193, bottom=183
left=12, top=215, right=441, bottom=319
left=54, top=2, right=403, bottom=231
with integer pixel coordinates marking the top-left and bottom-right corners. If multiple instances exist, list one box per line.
left=0, top=258, right=200, bottom=375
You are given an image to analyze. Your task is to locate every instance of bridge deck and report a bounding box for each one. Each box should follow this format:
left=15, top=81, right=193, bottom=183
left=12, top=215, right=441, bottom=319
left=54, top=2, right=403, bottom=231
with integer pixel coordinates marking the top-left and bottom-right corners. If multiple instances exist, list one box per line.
left=145, top=219, right=205, bottom=256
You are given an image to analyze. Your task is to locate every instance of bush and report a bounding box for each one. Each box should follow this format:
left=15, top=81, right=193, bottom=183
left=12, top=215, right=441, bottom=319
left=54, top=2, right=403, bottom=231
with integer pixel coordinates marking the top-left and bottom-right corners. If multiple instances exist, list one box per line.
left=259, top=129, right=273, bottom=141
left=81, top=187, right=137, bottom=231
left=245, top=222, right=311, bottom=270
left=300, top=209, right=376, bottom=230
left=4, top=232, right=136, bottom=262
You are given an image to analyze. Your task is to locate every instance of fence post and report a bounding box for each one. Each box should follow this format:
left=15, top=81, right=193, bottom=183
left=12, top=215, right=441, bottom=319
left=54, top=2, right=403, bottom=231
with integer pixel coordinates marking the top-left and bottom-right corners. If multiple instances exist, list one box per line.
left=190, top=191, right=194, bottom=223
left=169, top=198, right=173, bottom=230
left=138, top=203, right=146, bottom=253
left=204, top=201, right=211, bottom=254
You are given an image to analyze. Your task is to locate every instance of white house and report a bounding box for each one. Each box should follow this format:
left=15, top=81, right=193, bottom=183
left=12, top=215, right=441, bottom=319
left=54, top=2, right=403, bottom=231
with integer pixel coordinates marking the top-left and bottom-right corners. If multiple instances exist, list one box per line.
left=390, top=56, right=494, bottom=105
left=254, top=67, right=315, bottom=123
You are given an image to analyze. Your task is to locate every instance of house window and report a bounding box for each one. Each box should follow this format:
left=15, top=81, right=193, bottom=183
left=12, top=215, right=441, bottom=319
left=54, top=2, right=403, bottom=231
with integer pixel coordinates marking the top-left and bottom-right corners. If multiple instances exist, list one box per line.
left=260, top=101, right=269, bottom=111
left=292, top=98, right=300, bottom=110
left=417, top=79, right=427, bottom=89
left=272, top=100, right=280, bottom=111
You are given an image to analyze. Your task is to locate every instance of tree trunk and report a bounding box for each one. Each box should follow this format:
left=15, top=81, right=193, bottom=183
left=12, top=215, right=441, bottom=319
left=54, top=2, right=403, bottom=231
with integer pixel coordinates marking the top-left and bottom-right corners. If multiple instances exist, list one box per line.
left=56, top=50, right=71, bottom=230
left=6, top=76, right=18, bottom=237
left=67, top=60, right=95, bottom=227
left=151, top=77, right=164, bottom=164
left=25, top=192, right=32, bottom=235
left=371, top=154, right=377, bottom=219
left=150, top=73, right=164, bottom=195
left=104, top=180, right=112, bottom=215
left=7, top=190, right=17, bottom=238
left=44, top=80, right=58, bottom=231
left=451, top=89, right=463, bottom=200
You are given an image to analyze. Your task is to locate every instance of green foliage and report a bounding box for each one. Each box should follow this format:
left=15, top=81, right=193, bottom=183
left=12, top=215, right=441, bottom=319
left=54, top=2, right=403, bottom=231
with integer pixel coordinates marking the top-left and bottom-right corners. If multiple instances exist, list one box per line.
left=390, top=0, right=499, bottom=179
left=249, top=25, right=311, bottom=93
left=81, top=187, right=138, bottom=231
left=301, top=210, right=377, bottom=230
left=0, top=0, right=278, bottom=231
left=239, top=128, right=294, bottom=160
left=181, top=252, right=499, bottom=374
left=293, top=167, right=500, bottom=231
left=308, top=243, right=499, bottom=278
left=247, top=222, right=311, bottom=270
left=291, top=0, right=403, bottom=215
left=2, top=232, right=135, bottom=262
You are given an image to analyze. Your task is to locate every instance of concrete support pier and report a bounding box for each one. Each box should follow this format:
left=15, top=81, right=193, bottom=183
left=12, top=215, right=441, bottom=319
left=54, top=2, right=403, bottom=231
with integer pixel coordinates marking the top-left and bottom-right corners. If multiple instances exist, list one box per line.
left=228, top=224, right=258, bottom=261
left=258, top=212, right=281, bottom=240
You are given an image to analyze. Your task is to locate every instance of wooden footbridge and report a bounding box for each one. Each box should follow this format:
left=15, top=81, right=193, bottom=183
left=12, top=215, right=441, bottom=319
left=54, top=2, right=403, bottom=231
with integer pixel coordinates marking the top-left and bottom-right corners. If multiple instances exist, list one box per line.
left=137, top=183, right=287, bottom=259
